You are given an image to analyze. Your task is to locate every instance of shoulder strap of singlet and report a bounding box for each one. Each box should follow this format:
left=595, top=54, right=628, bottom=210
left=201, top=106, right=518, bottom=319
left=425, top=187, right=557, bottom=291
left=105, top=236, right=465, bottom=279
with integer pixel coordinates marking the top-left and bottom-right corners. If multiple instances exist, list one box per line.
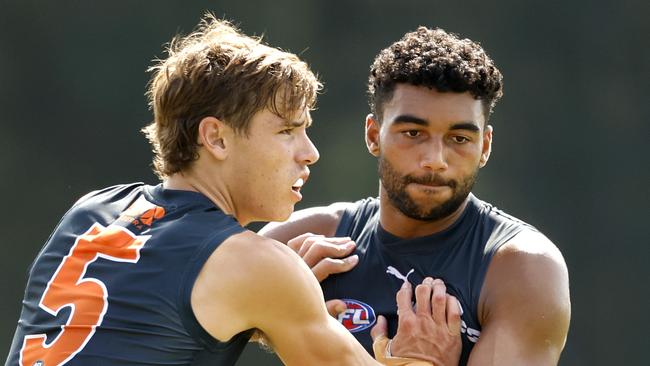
left=481, top=202, right=538, bottom=256
left=470, top=199, right=539, bottom=307
left=334, top=197, right=380, bottom=238
left=178, top=223, right=252, bottom=353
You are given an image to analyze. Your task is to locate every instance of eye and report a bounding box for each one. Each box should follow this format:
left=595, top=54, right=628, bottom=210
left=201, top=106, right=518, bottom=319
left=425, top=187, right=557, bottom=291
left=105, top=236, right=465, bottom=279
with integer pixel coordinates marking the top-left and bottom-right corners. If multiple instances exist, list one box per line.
left=279, top=128, right=294, bottom=135
left=451, top=135, right=470, bottom=144
left=403, top=130, right=421, bottom=138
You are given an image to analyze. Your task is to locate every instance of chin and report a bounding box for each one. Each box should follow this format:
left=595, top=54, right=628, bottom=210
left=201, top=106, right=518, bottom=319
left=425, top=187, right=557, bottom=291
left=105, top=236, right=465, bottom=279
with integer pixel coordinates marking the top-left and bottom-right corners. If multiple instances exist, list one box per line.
left=266, top=206, right=294, bottom=223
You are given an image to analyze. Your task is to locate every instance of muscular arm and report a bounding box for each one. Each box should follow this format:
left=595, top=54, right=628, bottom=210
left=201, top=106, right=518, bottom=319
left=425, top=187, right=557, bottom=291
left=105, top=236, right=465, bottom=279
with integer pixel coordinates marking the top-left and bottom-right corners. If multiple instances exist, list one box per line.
left=260, top=208, right=464, bottom=365
left=259, top=202, right=352, bottom=243
left=469, top=230, right=571, bottom=366
left=191, top=231, right=383, bottom=365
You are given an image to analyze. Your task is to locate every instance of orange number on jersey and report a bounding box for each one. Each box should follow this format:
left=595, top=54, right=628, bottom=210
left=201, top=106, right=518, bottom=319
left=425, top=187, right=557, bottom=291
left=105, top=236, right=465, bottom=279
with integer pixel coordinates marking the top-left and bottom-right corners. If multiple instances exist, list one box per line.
left=20, top=223, right=151, bottom=366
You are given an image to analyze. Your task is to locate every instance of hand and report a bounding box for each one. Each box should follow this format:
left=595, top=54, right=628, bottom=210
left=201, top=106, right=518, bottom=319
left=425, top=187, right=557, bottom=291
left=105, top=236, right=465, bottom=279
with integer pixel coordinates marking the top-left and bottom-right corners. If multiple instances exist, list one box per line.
left=286, top=233, right=359, bottom=281
left=325, top=299, right=347, bottom=318
left=371, top=319, right=434, bottom=366
left=371, top=278, right=462, bottom=366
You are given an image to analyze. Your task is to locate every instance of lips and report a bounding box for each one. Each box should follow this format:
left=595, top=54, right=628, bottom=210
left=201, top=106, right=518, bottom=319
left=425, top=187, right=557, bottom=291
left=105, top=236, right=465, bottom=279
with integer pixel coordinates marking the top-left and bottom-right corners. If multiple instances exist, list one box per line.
left=406, top=175, right=455, bottom=189
left=411, top=183, right=449, bottom=191
left=291, top=177, right=304, bottom=191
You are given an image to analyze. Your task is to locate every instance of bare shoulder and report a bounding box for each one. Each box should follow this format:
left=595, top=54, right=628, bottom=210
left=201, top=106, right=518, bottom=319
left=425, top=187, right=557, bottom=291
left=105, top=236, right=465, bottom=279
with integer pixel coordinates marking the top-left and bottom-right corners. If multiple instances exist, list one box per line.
left=202, top=230, right=316, bottom=294
left=497, top=229, right=566, bottom=266
left=260, top=201, right=356, bottom=242
left=192, top=230, right=326, bottom=341
left=482, top=229, right=570, bottom=312
left=476, top=229, right=571, bottom=360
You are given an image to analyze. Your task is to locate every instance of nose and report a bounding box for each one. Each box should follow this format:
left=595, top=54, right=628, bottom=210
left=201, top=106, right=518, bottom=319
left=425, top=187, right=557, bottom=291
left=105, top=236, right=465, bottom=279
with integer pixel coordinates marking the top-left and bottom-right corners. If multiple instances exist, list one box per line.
left=420, top=138, right=448, bottom=171
left=299, top=132, right=320, bottom=166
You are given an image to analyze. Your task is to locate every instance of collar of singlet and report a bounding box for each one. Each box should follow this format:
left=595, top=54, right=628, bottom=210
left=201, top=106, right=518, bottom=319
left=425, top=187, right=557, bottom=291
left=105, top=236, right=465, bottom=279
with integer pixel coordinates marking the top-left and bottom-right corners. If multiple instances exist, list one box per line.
left=144, top=183, right=220, bottom=211
left=373, top=194, right=480, bottom=254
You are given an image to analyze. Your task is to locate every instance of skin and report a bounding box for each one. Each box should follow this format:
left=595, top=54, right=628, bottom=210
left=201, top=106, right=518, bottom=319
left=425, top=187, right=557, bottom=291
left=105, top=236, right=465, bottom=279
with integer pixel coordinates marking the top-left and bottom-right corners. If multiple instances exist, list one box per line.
left=368, top=84, right=491, bottom=237
left=261, top=84, right=571, bottom=365
left=165, top=107, right=453, bottom=365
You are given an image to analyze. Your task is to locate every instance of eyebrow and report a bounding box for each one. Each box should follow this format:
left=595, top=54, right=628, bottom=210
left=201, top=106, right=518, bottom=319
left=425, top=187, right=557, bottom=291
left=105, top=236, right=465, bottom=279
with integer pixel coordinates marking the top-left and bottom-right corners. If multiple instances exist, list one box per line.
left=284, top=118, right=311, bottom=128
left=392, top=114, right=429, bottom=126
left=392, top=115, right=480, bottom=132
left=449, top=122, right=480, bottom=132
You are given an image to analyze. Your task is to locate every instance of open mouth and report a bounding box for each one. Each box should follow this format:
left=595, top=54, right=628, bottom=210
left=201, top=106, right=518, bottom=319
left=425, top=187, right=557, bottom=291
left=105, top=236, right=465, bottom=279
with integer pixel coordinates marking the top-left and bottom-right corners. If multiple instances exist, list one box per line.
left=291, top=178, right=304, bottom=192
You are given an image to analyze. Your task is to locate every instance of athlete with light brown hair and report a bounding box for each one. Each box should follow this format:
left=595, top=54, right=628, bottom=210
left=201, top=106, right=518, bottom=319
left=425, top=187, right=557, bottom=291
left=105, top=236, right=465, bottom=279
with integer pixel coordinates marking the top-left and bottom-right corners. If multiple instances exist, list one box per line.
left=6, top=15, right=460, bottom=366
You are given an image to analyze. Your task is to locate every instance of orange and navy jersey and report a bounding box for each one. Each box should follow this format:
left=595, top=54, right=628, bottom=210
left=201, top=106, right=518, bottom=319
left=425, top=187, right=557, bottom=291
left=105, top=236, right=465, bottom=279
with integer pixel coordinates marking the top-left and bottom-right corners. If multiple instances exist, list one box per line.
left=5, top=183, right=251, bottom=366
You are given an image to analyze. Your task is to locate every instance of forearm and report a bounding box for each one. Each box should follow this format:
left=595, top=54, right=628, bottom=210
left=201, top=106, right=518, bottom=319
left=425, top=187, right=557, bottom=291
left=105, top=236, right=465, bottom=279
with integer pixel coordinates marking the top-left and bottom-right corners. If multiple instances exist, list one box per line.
left=373, top=334, right=434, bottom=366
left=259, top=205, right=345, bottom=242
left=268, top=317, right=379, bottom=366
left=269, top=319, right=434, bottom=366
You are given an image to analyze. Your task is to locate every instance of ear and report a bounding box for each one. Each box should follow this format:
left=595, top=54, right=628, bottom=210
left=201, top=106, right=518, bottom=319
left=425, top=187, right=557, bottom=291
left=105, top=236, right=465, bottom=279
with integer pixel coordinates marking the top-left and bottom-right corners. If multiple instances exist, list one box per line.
left=197, top=116, right=231, bottom=160
left=365, top=114, right=381, bottom=157
left=479, top=125, right=493, bottom=167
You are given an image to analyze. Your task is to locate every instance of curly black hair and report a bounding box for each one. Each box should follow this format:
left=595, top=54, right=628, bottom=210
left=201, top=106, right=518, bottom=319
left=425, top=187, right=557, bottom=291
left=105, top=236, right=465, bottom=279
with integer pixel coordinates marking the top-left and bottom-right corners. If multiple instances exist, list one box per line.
left=368, top=27, right=503, bottom=122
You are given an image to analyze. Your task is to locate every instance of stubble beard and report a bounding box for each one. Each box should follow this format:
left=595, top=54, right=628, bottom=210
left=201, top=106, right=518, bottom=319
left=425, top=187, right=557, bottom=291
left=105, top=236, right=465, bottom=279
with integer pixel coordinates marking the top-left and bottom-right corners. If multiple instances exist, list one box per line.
left=378, top=156, right=478, bottom=222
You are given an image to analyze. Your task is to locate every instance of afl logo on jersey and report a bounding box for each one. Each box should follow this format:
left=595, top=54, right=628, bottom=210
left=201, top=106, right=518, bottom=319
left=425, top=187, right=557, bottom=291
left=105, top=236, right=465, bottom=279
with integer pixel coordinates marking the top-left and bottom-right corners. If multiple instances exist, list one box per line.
left=337, top=299, right=376, bottom=333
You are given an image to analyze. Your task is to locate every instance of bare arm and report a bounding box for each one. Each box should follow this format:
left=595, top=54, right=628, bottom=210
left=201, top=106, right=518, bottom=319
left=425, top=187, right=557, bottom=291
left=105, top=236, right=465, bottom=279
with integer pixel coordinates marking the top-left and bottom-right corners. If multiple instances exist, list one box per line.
left=469, top=230, right=571, bottom=366
left=191, top=231, right=417, bottom=365
left=259, top=202, right=353, bottom=243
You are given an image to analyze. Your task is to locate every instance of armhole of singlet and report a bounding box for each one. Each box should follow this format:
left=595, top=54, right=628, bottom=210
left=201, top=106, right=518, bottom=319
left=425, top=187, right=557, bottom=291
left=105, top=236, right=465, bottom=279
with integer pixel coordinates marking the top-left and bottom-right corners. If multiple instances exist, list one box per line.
left=334, top=197, right=378, bottom=238
left=326, top=198, right=378, bottom=299
left=472, top=223, right=536, bottom=319
left=334, top=204, right=358, bottom=237
left=177, top=223, right=254, bottom=352
left=325, top=199, right=369, bottom=299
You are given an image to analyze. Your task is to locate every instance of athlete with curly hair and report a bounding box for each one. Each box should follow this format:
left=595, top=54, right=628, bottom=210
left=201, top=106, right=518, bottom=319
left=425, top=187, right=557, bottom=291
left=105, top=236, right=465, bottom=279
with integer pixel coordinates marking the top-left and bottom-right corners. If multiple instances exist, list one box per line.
left=262, top=27, right=571, bottom=366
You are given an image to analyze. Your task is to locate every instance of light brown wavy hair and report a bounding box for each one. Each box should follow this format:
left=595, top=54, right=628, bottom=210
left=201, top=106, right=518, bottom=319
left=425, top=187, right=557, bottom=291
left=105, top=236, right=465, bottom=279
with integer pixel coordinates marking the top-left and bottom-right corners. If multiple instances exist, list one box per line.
left=143, top=13, right=321, bottom=178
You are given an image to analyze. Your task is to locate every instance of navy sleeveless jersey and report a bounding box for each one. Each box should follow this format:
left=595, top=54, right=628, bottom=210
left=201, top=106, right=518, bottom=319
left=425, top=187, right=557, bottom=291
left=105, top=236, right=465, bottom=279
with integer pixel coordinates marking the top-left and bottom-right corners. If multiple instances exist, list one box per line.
left=6, top=183, right=252, bottom=366
left=322, top=194, right=537, bottom=365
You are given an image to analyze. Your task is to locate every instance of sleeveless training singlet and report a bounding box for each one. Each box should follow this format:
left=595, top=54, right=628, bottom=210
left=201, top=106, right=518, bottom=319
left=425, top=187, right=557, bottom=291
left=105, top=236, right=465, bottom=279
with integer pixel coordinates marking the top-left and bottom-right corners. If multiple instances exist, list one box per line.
left=6, top=183, right=252, bottom=366
left=322, top=193, right=536, bottom=365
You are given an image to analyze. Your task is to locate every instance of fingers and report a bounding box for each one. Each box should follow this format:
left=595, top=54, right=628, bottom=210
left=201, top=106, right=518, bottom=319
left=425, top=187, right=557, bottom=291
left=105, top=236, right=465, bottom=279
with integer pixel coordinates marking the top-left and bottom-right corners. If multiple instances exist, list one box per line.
left=371, top=317, right=390, bottom=361
left=446, top=295, right=462, bottom=335
left=286, top=233, right=322, bottom=253
left=370, top=315, right=388, bottom=341
left=325, top=299, right=347, bottom=318
left=390, top=276, right=463, bottom=365
left=395, top=281, right=414, bottom=322
left=302, top=239, right=355, bottom=267
left=414, top=277, right=433, bottom=316
left=430, top=279, right=447, bottom=324
left=286, top=234, right=358, bottom=281
left=311, top=255, right=359, bottom=282
left=289, top=235, right=355, bottom=266
left=412, top=277, right=457, bottom=330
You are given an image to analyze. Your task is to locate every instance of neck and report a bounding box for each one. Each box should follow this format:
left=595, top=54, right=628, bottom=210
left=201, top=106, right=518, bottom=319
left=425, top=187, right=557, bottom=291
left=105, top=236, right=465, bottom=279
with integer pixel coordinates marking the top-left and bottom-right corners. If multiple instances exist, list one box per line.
left=164, top=170, right=243, bottom=224
left=378, top=190, right=470, bottom=239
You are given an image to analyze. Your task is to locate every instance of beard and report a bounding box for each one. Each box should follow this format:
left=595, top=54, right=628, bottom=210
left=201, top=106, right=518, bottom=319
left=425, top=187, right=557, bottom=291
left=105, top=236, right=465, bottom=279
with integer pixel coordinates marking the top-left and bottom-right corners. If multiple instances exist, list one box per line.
left=378, top=155, right=478, bottom=221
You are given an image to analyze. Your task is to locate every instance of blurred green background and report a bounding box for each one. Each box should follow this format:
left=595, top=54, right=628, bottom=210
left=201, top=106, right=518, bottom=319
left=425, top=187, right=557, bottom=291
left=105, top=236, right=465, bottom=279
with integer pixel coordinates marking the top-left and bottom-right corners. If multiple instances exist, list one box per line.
left=1, top=1, right=647, bottom=365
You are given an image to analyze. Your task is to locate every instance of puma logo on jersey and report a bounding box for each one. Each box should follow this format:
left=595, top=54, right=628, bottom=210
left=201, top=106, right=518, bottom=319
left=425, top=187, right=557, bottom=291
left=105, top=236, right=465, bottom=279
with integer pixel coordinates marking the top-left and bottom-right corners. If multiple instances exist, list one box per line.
left=337, top=299, right=376, bottom=333
left=386, top=266, right=414, bottom=285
